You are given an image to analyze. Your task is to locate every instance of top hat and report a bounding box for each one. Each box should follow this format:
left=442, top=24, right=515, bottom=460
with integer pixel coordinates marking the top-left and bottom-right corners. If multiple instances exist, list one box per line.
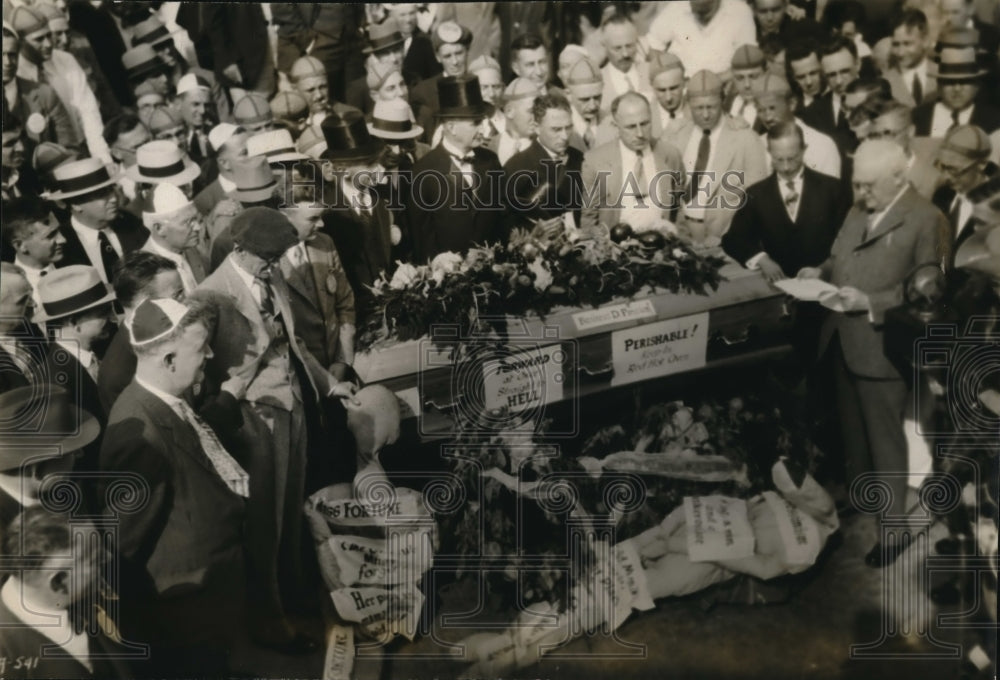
left=34, top=265, right=116, bottom=322
left=437, top=75, right=492, bottom=119
left=247, top=128, right=310, bottom=164
left=131, top=15, right=174, bottom=48
left=122, top=44, right=166, bottom=82
left=126, top=140, right=201, bottom=185
left=0, top=385, right=100, bottom=470
left=231, top=156, right=278, bottom=203
left=936, top=46, right=988, bottom=81
left=364, top=18, right=405, bottom=55
left=45, top=157, right=120, bottom=201
left=368, top=99, right=424, bottom=140
left=322, top=111, right=384, bottom=163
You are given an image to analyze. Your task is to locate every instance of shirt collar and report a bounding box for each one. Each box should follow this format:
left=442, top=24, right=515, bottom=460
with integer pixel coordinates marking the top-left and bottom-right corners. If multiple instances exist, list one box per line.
left=135, top=376, right=185, bottom=409
left=13, top=256, right=51, bottom=277
left=868, top=184, right=909, bottom=230
left=70, top=216, right=107, bottom=244
left=902, top=59, right=927, bottom=80
left=144, top=234, right=185, bottom=261
left=55, top=338, right=95, bottom=369
left=217, top=173, right=237, bottom=195
left=778, top=168, right=805, bottom=185
left=230, top=255, right=261, bottom=294
left=441, top=137, right=472, bottom=160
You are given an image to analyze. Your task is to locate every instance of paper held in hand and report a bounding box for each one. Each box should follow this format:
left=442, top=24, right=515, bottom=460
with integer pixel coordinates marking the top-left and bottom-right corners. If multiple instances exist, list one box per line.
left=773, top=278, right=840, bottom=302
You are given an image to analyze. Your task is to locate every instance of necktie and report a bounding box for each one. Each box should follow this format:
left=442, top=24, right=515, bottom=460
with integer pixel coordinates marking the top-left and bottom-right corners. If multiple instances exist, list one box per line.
left=949, top=197, right=962, bottom=235
left=176, top=399, right=250, bottom=498
left=189, top=131, right=204, bottom=163
left=633, top=150, right=647, bottom=198
left=584, top=124, right=596, bottom=149
left=836, top=96, right=847, bottom=128
left=911, top=74, right=923, bottom=104
left=97, top=230, right=120, bottom=281
left=84, top=352, right=100, bottom=383
left=255, top=277, right=274, bottom=317
left=950, top=109, right=961, bottom=130
left=784, top=179, right=799, bottom=216
left=694, top=128, right=711, bottom=174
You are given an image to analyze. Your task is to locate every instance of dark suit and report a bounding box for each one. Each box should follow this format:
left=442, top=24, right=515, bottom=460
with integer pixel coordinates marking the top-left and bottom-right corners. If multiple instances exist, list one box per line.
left=403, top=31, right=442, bottom=82
left=57, top=213, right=149, bottom=282
left=931, top=174, right=996, bottom=265
left=99, top=380, right=247, bottom=677
left=323, top=192, right=394, bottom=317
left=409, top=73, right=443, bottom=117
left=193, top=176, right=232, bottom=216
left=755, top=15, right=825, bottom=51
left=911, top=101, right=1000, bottom=136
left=408, top=144, right=508, bottom=262
left=816, top=187, right=950, bottom=518
left=723, top=168, right=847, bottom=277
left=9, top=78, right=81, bottom=150
left=799, top=90, right=857, bottom=153
left=66, top=0, right=131, bottom=106
left=503, top=139, right=584, bottom=229
left=96, top=327, right=135, bottom=415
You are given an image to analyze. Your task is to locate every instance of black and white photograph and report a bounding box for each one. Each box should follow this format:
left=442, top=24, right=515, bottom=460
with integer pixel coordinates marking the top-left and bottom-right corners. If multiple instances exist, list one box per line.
left=0, top=1, right=998, bottom=679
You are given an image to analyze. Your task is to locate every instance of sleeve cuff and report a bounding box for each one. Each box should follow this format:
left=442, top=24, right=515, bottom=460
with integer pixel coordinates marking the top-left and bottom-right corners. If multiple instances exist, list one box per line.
left=745, top=251, right=767, bottom=270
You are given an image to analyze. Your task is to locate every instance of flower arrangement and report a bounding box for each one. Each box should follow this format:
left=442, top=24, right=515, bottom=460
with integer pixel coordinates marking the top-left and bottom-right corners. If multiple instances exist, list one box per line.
left=358, top=227, right=727, bottom=349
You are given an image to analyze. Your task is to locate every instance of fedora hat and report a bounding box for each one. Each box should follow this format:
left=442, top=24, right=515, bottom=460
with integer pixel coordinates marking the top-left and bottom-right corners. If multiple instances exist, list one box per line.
left=231, top=156, right=278, bottom=203
left=122, top=44, right=166, bottom=82
left=437, top=74, right=492, bottom=119
left=936, top=46, right=988, bottom=81
left=364, top=18, right=405, bottom=55
left=322, top=111, right=384, bottom=163
left=131, top=15, right=174, bottom=48
left=247, top=129, right=310, bottom=164
left=125, top=140, right=201, bottom=185
left=296, top=124, right=328, bottom=159
left=368, top=99, right=424, bottom=140
left=34, top=265, right=116, bottom=322
left=0, top=385, right=100, bottom=471
left=44, top=157, right=120, bottom=201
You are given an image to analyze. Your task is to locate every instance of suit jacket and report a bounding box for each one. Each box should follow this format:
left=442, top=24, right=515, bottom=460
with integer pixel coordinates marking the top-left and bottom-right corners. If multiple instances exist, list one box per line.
left=96, top=326, right=135, bottom=415
left=817, top=186, right=951, bottom=378
left=503, top=139, right=584, bottom=228
left=799, top=90, right=857, bottom=152
left=404, top=31, right=442, bottom=82
left=195, top=257, right=333, bottom=408
left=280, top=233, right=355, bottom=369
left=99, top=381, right=246, bottom=600
left=912, top=101, right=1000, bottom=136
left=931, top=173, right=997, bottom=262
left=883, top=67, right=936, bottom=108
left=409, top=73, right=443, bottom=117
left=66, top=0, right=131, bottom=106
left=57, top=213, right=150, bottom=280
left=658, top=116, right=768, bottom=237
left=323, top=193, right=393, bottom=316
left=907, top=137, right=943, bottom=199
left=201, top=4, right=272, bottom=89
left=408, top=144, right=508, bottom=261
left=193, top=176, right=232, bottom=216
left=722, top=168, right=847, bottom=277
left=0, top=594, right=131, bottom=679
left=10, top=77, right=81, bottom=150
left=579, top=137, right=686, bottom=234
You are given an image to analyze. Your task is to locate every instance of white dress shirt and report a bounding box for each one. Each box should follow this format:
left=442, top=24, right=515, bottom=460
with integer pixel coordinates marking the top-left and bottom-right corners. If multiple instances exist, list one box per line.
left=14, top=257, right=54, bottom=312
left=949, top=193, right=974, bottom=239
left=682, top=122, right=724, bottom=177
left=217, top=173, right=238, bottom=195
left=18, top=49, right=110, bottom=163
left=55, top=338, right=99, bottom=383
left=901, top=60, right=929, bottom=102
left=647, top=0, right=757, bottom=75
left=70, top=216, right=123, bottom=283
left=618, top=140, right=662, bottom=231
left=0, top=578, right=92, bottom=672
left=441, top=137, right=477, bottom=186
left=4, top=79, right=17, bottom=111
left=930, top=102, right=974, bottom=139
left=602, top=62, right=652, bottom=101
left=746, top=169, right=804, bottom=269
left=761, top=117, right=842, bottom=179
left=231, top=256, right=267, bottom=308
left=729, top=95, right=757, bottom=128
left=496, top=130, right=531, bottom=165
left=141, top=237, right=199, bottom=294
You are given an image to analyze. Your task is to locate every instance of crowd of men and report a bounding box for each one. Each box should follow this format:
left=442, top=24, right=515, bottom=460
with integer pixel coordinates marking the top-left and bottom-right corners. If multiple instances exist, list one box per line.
left=0, top=0, right=999, bottom=677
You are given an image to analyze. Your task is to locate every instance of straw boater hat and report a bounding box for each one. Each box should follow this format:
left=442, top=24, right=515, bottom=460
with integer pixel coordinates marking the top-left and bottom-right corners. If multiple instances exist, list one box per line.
left=935, top=46, right=989, bottom=81
left=33, top=265, right=116, bottom=322
left=364, top=18, right=405, bottom=55
left=296, top=124, right=327, bottom=159
left=44, top=157, right=120, bottom=201
left=131, top=15, right=175, bottom=48
left=437, top=74, right=493, bottom=119
left=0, top=385, right=100, bottom=470
left=233, top=93, right=272, bottom=129
left=322, top=111, right=384, bottom=163
left=126, top=140, right=200, bottom=185
left=368, top=99, right=423, bottom=140
left=122, top=44, right=166, bottom=82
left=247, top=129, right=310, bottom=164
left=142, top=183, right=196, bottom=228
left=230, top=156, right=278, bottom=203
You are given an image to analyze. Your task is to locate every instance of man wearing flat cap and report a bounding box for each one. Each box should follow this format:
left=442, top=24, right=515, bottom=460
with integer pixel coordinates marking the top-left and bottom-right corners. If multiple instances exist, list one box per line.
left=932, top=124, right=998, bottom=261
left=196, top=206, right=357, bottom=654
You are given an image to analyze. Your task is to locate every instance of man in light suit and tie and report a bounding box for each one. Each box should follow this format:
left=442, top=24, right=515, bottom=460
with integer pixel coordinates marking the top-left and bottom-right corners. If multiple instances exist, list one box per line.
left=931, top=124, right=996, bottom=263
left=600, top=15, right=651, bottom=107
left=139, top=183, right=208, bottom=296
left=659, top=70, right=768, bottom=241
left=580, top=92, right=685, bottom=235
left=647, top=51, right=687, bottom=140
left=798, top=139, right=951, bottom=568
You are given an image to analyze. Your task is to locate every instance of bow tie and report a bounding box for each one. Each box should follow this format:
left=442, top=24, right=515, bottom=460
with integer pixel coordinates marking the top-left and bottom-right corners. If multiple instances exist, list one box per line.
left=449, top=150, right=475, bottom=163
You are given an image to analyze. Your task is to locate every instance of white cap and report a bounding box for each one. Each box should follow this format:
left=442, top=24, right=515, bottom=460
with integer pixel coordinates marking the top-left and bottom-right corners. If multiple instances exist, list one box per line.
left=176, top=72, right=211, bottom=96
left=142, top=183, right=194, bottom=227
left=208, top=122, right=240, bottom=152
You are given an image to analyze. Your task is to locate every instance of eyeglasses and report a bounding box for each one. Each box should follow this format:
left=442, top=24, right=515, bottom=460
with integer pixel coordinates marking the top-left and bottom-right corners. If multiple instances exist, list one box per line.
left=867, top=127, right=907, bottom=139
left=934, top=159, right=976, bottom=175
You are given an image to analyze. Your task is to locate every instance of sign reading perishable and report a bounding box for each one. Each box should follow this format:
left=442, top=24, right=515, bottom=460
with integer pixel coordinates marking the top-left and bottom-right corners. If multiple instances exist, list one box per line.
left=571, top=299, right=657, bottom=332
left=610, top=312, right=709, bottom=386
left=482, top=344, right=565, bottom=412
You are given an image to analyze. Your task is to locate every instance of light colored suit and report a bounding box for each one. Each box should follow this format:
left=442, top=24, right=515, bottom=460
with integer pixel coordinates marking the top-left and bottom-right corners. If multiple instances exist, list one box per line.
left=580, top=137, right=686, bottom=234
left=883, top=66, right=936, bottom=108
left=659, top=115, right=769, bottom=237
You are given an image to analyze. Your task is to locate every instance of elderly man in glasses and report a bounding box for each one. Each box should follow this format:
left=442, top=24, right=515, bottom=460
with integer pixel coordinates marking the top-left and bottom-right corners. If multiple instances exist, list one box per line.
left=930, top=124, right=995, bottom=264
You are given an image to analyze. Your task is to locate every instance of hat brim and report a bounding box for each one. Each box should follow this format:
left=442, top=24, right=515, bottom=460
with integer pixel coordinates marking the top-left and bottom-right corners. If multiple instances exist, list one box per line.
left=323, top=140, right=385, bottom=163
left=125, top=158, right=202, bottom=186
left=42, top=174, right=119, bottom=202
left=436, top=103, right=495, bottom=120
left=363, top=36, right=406, bottom=55
left=935, top=68, right=989, bottom=81
left=267, top=152, right=312, bottom=164
left=367, top=122, right=424, bottom=140
left=33, top=287, right=116, bottom=323
left=235, top=183, right=278, bottom=203
left=0, top=410, right=101, bottom=471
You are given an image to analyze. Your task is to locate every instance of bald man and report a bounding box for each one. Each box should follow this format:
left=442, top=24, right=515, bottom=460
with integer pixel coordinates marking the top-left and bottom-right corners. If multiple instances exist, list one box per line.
left=798, top=139, right=951, bottom=568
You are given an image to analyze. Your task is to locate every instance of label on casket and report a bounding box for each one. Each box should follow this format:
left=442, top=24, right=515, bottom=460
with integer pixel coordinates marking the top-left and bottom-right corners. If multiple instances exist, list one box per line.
left=482, top=344, right=564, bottom=413
left=327, top=533, right=433, bottom=586
left=762, top=490, right=821, bottom=566
left=683, top=495, right=755, bottom=562
left=572, top=300, right=657, bottom=332
left=330, top=586, right=424, bottom=640
left=610, top=312, right=709, bottom=386
left=323, top=624, right=354, bottom=680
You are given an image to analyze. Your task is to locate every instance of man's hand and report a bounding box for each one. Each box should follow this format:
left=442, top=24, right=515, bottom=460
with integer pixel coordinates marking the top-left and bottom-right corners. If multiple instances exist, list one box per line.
left=222, top=63, right=244, bottom=86
left=837, top=286, right=870, bottom=312
left=786, top=4, right=807, bottom=20
left=757, top=254, right=785, bottom=283
left=328, top=380, right=360, bottom=405
left=797, top=266, right=823, bottom=279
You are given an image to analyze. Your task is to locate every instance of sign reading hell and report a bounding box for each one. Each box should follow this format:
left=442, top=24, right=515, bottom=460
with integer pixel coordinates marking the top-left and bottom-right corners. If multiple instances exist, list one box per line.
left=610, top=312, right=709, bottom=386
left=482, top=344, right=565, bottom=412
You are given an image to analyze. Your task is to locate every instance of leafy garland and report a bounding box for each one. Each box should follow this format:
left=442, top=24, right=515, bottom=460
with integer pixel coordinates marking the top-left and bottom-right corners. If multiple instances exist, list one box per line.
left=358, top=226, right=728, bottom=350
